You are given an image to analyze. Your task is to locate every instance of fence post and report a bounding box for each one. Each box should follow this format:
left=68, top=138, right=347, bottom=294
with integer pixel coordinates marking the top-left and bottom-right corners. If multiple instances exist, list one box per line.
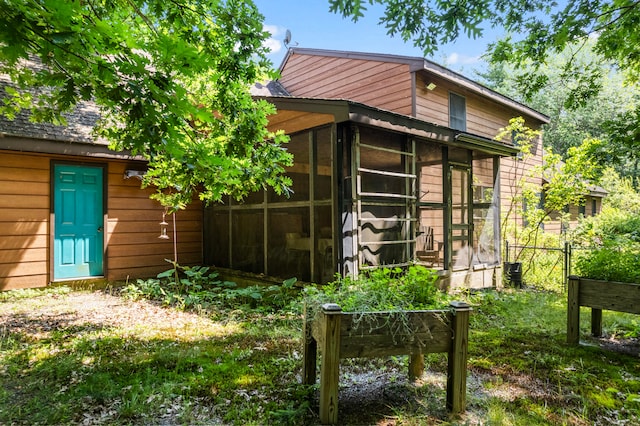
left=319, top=303, right=342, bottom=425
left=302, top=304, right=317, bottom=386
left=447, top=301, right=472, bottom=414
left=567, top=276, right=580, bottom=344
left=563, top=242, right=571, bottom=292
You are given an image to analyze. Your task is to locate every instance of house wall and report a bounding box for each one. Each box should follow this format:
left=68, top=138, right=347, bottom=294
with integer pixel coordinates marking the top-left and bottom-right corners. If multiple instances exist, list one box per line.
left=279, top=53, right=413, bottom=116
left=0, top=150, right=202, bottom=291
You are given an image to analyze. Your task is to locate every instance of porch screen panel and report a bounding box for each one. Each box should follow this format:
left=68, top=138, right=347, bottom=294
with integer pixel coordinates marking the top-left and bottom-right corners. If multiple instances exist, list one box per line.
left=267, top=207, right=311, bottom=282
left=357, top=127, right=415, bottom=268
left=472, top=156, right=499, bottom=265
left=451, top=167, right=472, bottom=269
left=416, top=142, right=445, bottom=268
left=206, top=208, right=230, bottom=268
left=315, top=126, right=332, bottom=201
left=231, top=210, right=264, bottom=273
left=269, top=131, right=310, bottom=203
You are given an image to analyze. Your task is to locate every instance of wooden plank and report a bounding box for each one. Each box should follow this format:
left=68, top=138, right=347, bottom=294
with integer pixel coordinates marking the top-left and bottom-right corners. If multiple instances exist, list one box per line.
left=339, top=331, right=451, bottom=358
left=0, top=194, right=49, bottom=209
left=107, top=231, right=202, bottom=246
left=108, top=252, right=202, bottom=269
left=0, top=208, right=49, bottom=222
left=567, top=277, right=580, bottom=344
left=107, top=209, right=202, bottom=222
left=0, top=235, right=48, bottom=250
left=108, top=242, right=201, bottom=257
left=0, top=181, right=49, bottom=196
left=446, top=301, right=471, bottom=414
left=0, top=167, right=50, bottom=183
left=106, top=220, right=201, bottom=234
left=578, top=278, right=640, bottom=315
left=0, top=261, right=47, bottom=278
left=0, top=274, right=48, bottom=290
left=0, top=221, right=47, bottom=235
left=319, top=304, right=342, bottom=425
left=0, top=152, right=50, bottom=169
left=340, top=310, right=451, bottom=336
left=0, top=248, right=47, bottom=263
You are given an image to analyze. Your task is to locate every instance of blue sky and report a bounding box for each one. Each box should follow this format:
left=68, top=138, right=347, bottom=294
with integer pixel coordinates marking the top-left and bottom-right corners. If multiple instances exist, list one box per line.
left=253, top=0, right=505, bottom=76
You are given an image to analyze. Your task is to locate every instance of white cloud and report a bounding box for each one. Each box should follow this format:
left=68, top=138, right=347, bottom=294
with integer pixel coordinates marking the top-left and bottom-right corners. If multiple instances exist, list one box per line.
left=446, top=52, right=482, bottom=66
left=263, top=24, right=284, bottom=55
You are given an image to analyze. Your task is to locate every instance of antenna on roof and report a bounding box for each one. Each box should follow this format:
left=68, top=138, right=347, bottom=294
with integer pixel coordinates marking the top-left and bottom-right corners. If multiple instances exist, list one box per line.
left=283, top=29, right=297, bottom=49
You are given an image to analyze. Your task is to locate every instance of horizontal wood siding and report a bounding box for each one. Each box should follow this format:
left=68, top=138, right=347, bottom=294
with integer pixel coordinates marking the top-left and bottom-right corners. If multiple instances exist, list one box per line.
left=0, top=150, right=203, bottom=290
left=415, top=72, right=543, bottom=140
left=106, top=162, right=202, bottom=281
left=280, top=53, right=413, bottom=115
left=0, top=152, right=50, bottom=289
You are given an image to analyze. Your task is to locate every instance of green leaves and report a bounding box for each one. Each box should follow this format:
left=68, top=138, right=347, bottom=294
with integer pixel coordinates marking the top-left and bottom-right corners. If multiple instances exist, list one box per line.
left=1, top=0, right=292, bottom=209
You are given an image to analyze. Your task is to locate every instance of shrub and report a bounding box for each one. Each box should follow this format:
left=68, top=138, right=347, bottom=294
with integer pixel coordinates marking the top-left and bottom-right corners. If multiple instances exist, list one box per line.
left=122, top=262, right=301, bottom=312
left=572, top=208, right=640, bottom=283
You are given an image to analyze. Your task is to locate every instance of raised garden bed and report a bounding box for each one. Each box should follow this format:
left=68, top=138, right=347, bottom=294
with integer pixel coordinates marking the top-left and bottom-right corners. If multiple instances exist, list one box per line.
left=567, top=275, right=640, bottom=344
left=302, top=301, right=471, bottom=424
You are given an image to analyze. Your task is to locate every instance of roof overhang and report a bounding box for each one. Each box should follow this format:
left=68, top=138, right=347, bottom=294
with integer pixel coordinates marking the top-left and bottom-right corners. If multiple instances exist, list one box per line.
left=0, top=135, right=142, bottom=160
left=259, top=96, right=520, bottom=157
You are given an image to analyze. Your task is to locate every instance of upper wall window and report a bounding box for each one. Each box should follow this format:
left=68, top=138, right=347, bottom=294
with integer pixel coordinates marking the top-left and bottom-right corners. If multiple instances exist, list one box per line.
left=449, top=92, right=466, bottom=131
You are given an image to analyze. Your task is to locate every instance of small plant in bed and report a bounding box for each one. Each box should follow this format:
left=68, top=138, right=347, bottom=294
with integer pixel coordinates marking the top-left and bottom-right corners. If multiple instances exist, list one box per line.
left=122, top=261, right=300, bottom=314
left=303, top=265, right=452, bottom=336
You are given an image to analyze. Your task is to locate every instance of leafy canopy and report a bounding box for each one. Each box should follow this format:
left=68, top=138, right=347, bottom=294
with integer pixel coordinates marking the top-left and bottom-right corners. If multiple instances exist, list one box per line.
left=329, top=0, right=640, bottom=81
left=0, top=0, right=292, bottom=210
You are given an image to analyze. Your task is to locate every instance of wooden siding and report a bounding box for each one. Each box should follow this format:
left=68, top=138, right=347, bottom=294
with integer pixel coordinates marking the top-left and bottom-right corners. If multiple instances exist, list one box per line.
left=105, top=162, right=202, bottom=281
left=0, top=150, right=202, bottom=291
left=280, top=53, right=413, bottom=116
left=0, top=152, right=50, bottom=289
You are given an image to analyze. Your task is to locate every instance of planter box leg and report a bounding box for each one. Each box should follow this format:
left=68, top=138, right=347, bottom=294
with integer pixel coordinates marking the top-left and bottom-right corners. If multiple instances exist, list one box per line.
left=319, top=304, right=341, bottom=425
left=408, top=354, right=424, bottom=380
left=302, top=306, right=317, bottom=386
left=567, top=276, right=580, bottom=345
left=591, top=308, right=602, bottom=337
left=447, top=301, right=471, bottom=414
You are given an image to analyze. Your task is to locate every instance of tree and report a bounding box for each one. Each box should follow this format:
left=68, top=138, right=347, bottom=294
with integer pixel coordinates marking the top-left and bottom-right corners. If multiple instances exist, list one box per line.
left=477, top=40, right=639, bottom=160
left=329, top=0, right=640, bottom=83
left=330, top=0, right=640, bottom=182
left=0, top=0, right=292, bottom=210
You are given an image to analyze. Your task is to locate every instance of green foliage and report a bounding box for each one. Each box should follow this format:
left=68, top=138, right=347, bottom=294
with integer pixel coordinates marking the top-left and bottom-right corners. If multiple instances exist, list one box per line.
left=331, top=1, right=640, bottom=178
left=303, top=265, right=447, bottom=313
left=3, top=286, right=640, bottom=424
left=0, top=0, right=292, bottom=209
left=122, top=263, right=301, bottom=312
left=571, top=207, right=640, bottom=283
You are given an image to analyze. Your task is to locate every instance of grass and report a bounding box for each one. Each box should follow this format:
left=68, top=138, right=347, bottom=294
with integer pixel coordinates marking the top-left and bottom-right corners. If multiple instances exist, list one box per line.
left=1, top=285, right=639, bottom=425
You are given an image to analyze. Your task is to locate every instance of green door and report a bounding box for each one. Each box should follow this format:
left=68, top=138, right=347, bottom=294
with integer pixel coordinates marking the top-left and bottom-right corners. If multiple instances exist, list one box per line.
left=53, top=164, right=104, bottom=280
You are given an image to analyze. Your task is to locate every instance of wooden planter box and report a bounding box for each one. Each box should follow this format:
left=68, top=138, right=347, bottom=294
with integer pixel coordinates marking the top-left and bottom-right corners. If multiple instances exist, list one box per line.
left=303, top=301, right=472, bottom=424
left=567, top=276, right=640, bottom=344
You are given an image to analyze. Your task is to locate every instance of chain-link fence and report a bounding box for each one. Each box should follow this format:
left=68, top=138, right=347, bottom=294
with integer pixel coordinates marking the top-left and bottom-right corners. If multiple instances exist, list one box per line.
left=504, top=241, right=573, bottom=292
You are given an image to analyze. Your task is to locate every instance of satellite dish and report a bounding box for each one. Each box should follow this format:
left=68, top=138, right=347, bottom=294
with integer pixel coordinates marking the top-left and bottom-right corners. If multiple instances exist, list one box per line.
left=284, top=29, right=292, bottom=47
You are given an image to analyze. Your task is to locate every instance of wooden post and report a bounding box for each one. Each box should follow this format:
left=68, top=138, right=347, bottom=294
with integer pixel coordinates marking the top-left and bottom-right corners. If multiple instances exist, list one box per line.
left=319, top=303, right=342, bottom=425
left=408, top=353, right=425, bottom=381
left=591, top=308, right=603, bottom=337
left=567, top=276, right=580, bottom=345
left=302, top=304, right=317, bottom=386
left=446, top=301, right=471, bottom=414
